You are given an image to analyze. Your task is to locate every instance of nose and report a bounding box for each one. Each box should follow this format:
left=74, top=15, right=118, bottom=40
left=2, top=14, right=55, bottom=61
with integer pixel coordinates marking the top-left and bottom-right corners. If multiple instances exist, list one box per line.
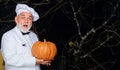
left=25, top=18, right=29, bottom=23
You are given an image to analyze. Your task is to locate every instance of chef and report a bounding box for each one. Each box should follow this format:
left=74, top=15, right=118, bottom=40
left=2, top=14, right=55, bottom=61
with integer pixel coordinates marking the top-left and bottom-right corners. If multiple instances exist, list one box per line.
left=1, top=3, right=51, bottom=70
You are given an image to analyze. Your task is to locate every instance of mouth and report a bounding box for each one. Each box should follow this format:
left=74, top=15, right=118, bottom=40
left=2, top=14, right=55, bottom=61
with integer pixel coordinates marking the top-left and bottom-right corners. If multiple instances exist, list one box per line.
left=23, top=25, right=28, bottom=28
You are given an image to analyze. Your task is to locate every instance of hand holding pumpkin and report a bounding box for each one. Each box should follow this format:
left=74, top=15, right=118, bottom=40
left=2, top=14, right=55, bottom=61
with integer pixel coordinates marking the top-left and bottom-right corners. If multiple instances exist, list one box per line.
left=36, top=58, right=51, bottom=66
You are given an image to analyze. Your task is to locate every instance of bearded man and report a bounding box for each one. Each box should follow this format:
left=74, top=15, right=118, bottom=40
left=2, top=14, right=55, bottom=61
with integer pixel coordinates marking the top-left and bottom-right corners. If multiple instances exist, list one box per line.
left=1, top=3, right=51, bottom=70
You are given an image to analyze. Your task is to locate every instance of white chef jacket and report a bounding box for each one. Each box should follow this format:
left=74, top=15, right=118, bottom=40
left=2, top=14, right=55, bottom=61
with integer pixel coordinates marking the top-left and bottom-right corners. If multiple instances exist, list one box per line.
left=1, top=26, right=41, bottom=70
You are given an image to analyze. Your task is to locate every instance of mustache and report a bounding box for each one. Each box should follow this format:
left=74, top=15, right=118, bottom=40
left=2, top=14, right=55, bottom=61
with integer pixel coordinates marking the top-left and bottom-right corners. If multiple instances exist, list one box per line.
left=17, top=24, right=32, bottom=32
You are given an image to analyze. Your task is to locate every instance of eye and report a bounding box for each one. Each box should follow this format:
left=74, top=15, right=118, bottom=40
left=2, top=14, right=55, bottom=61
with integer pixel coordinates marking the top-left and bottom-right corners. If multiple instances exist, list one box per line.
left=28, top=17, right=33, bottom=20
left=21, top=17, right=25, bottom=19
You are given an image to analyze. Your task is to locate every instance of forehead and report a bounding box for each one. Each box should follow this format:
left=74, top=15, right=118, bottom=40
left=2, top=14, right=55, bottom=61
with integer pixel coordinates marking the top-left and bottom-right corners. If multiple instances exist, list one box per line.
left=18, top=12, right=33, bottom=17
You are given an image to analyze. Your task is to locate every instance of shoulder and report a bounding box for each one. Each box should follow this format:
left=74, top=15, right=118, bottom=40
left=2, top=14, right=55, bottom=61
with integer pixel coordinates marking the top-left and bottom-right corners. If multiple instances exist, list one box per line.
left=2, top=27, right=15, bottom=38
left=29, top=31, right=37, bottom=36
left=29, top=31, right=38, bottom=39
left=29, top=31, right=39, bottom=41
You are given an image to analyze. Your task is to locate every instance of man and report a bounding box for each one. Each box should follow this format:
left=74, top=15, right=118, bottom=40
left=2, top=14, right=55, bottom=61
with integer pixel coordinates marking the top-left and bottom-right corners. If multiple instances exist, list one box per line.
left=1, top=4, right=51, bottom=70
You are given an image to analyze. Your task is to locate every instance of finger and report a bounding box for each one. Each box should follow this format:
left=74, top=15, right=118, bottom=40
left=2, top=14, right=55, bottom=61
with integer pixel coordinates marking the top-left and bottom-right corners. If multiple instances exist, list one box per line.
left=46, top=63, right=51, bottom=66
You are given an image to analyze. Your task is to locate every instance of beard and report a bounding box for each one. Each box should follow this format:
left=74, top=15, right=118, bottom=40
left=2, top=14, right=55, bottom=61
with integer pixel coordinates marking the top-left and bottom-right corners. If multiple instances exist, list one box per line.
left=17, top=24, right=32, bottom=33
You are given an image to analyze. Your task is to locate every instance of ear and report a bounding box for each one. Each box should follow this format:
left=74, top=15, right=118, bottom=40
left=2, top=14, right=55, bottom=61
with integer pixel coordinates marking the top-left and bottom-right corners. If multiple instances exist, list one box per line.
left=15, top=16, right=17, bottom=23
left=15, top=16, right=17, bottom=20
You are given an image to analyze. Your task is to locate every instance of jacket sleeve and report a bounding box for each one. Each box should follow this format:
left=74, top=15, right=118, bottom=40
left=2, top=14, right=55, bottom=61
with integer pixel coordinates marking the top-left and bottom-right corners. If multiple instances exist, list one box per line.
left=1, top=33, right=36, bottom=67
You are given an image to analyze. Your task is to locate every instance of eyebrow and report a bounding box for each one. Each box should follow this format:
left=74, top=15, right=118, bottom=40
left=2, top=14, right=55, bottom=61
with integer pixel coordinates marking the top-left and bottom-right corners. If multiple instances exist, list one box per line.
left=20, top=13, right=33, bottom=18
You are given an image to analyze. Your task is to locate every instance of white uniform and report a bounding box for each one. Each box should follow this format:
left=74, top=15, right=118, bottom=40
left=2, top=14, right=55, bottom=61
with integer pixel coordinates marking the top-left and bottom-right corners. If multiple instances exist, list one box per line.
left=1, top=26, right=41, bottom=70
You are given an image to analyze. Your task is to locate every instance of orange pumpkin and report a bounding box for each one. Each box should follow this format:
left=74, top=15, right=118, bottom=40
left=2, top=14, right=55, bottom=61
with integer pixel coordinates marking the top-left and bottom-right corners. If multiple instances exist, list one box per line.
left=32, top=39, right=57, bottom=61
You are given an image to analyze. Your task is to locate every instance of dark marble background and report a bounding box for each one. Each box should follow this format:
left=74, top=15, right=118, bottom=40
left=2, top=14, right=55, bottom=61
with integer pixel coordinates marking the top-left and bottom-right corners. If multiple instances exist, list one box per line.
left=0, top=0, right=120, bottom=70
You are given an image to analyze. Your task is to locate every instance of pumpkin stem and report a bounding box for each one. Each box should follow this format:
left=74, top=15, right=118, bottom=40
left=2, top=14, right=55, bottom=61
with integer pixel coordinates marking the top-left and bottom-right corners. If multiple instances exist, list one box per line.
left=44, top=39, right=46, bottom=42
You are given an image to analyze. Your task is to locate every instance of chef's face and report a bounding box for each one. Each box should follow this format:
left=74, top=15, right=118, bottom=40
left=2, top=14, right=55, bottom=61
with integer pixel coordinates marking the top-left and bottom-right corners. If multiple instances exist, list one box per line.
left=15, top=12, right=33, bottom=33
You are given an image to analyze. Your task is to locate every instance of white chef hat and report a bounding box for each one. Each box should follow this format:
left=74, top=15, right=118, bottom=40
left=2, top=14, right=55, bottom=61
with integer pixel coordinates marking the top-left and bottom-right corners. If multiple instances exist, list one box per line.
left=15, top=4, right=39, bottom=21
